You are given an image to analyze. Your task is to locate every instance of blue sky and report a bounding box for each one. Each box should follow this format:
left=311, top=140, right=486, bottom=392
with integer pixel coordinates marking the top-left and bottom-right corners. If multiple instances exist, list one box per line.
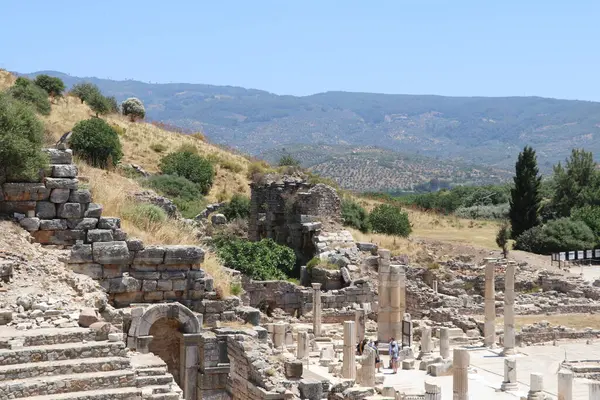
left=1, top=0, right=599, bottom=100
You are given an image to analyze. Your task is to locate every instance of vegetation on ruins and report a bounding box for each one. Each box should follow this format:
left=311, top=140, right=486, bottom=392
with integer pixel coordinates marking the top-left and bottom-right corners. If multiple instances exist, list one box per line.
left=144, top=174, right=207, bottom=219
left=341, top=198, right=370, bottom=233
left=8, top=77, right=51, bottom=115
left=70, top=118, right=123, bottom=169
left=121, top=97, right=145, bottom=121
left=369, top=204, right=411, bottom=237
left=159, top=150, right=215, bottom=195
left=0, top=91, right=48, bottom=182
left=221, top=194, right=251, bottom=221
left=33, top=74, right=65, bottom=99
left=277, top=154, right=301, bottom=167
left=212, top=236, right=295, bottom=280
left=509, top=146, right=542, bottom=239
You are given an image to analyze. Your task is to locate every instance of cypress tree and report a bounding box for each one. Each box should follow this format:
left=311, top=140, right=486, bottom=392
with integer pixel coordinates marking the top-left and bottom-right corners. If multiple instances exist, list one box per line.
left=509, top=146, right=542, bottom=238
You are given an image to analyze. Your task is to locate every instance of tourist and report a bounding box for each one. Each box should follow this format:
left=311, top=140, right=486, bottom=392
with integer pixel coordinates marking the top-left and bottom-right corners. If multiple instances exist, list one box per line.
left=371, top=340, right=381, bottom=373
left=389, top=337, right=399, bottom=373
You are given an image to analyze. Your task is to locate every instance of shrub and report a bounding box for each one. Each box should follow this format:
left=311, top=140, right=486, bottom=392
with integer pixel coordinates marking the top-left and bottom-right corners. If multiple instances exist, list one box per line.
left=159, top=151, right=215, bottom=194
left=213, top=237, right=295, bottom=280
left=230, top=282, right=243, bottom=296
left=106, top=96, right=119, bottom=113
left=71, top=82, right=101, bottom=104
left=306, top=256, right=320, bottom=271
left=369, top=204, right=412, bottom=237
left=571, top=205, right=600, bottom=239
left=0, top=92, right=48, bottom=181
left=514, top=218, right=596, bottom=254
left=33, top=74, right=65, bottom=98
left=221, top=194, right=250, bottom=221
left=145, top=174, right=206, bottom=219
left=150, top=143, right=168, bottom=153
left=496, top=222, right=511, bottom=258
left=177, top=143, right=198, bottom=154
left=122, top=204, right=167, bottom=229
left=121, top=97, right=145, bottom=121
left=278, top=154, right=301, bottom=167
left=87, top=92, right=110, bottom=117
left=341, top=198, right=370, bottom=233
left=247, top=160, right=271, bottom=180
left=454, top=203, right=509, bottom=220
left=70, top=118, right=123, bottom=168
left=8, top=77, right=51, bottom=115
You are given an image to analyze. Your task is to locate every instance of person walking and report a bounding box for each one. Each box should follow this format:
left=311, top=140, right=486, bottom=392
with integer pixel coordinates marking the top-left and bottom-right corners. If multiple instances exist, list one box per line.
left=389, top=337, right=399, bottom=373
left=370, top=340, right=381, bottom=373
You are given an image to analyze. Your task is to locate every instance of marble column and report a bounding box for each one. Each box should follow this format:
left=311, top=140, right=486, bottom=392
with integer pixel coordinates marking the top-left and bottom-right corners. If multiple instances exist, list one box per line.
left=389, top=264, right=405, bottom=341
left=297, top=331, right=309, bottom=360
left=557, top=369, right=573, bottom=400
left=432, top=280, right=438, bottom=293
left=136, top=335, right=153, bottom=354
left=355, top=308, right=366, bottom=345
left=589, top=382, right=600, bottom=400
left=440, top=327, right=450, bottom=359
left=452, top=348, right=469, bottom=400
left=500, top=357, right=518, bottom=391
left=312, top=283, right=322, bottom=337
left=342, top=321, right=356, bottom=379
left=179, top=333, right=200, bottom=400
left=527, top=372, right=545, bottom=400
left=502, top=261, right=516, bottom=356
left=377, top=249, right=391, bottom=342
left=484, top=259, right=496, bottom=348
left=273, top=323, right=286, bottom=349
left=425, top=381, right=442, bottom=400
left=419, top=327, right=433, bottom=358
left=359, top=344, right=376, bottom=387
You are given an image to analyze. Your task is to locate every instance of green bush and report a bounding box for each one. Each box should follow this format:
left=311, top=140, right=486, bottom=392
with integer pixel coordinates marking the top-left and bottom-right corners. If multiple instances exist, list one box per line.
left=341, top=198, right=370, bottom=233
left=369, top=204, right=412, bottom=237
left=106, top=96, right=119, bottom=113
left=145, top=174, right=206, bottom=219
left=230, top=282, right=243, bottom=296
left=571, top=205, right=600, bottom=239
left=454, top=203, right=509, bottom=220
left=87, top=92, right=111, bottom=117
left=0, top=92, right=48, bottom=181
left=123, top=204, right=167, bottom=229
left=121, top=97, right=145, bottom=121
left=70, top=118, right=123, bottom=168
left=278, top=154, right=301, bottom=167
left=213, top=237, right=296, bottom=280
left=221, top=194, right=250, bottom=221
left=8, top=77, right=51, bottom=115
left=159, top=151, right=215, bottom=195
left=33, top=74, right=65, bottom=98
left=306, top=256, right=320, bottom=271
left=71, top=82, right=101, bottom=104
left=514, top=218, right=595, bottom=254
left=150, top=143, right=168, bottom=153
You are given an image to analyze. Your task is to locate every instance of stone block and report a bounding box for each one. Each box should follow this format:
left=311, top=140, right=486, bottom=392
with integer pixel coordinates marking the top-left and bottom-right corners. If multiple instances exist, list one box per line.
left=299, top=379, right=323, bottom=400
left=78, top=308, right=99, bottom=327
left=285, top=360, right=303, bottom=378
left=103, top=264, right=129, bottom=278
left=57, top=202, right=83, bottom=218
left=67, top=218, right=98, bottom=230
left=106, top=276, right=142, bottom=293
left=89, top=321, right=112, bottom=340
left=35, top=201, right=56, bottom=218
left=113, top=291, right=143, bottom=307
left=172, top=279, right=187, bottom=291
left=163, top=245, right=205, bottom=264
left=2, top=183, right=49, bottom=201
left=69, top=189, right=92, bottom=203
left=161, top=270, right=186, bottom=279
left=92, top=241, right=131, bottom=264
left=39, top=219, right=67, bottom=230
left=98, top=217, right=121, bottom=229
left=87, top=229, right=114, bottom=243
left=113, top=229, right=127, bottom=241
left=70, top=243, right=93, bottom=263
left=45, top=178, right=79, bottom=190
left=84, top=203, right=103, bottom=218
left=44, top=148, right=73, bottom=164
left=131, top=270, right=161, bottom=280
left=19, top=217, right=40, bottom=231
left=126, top=239, right=144, bottom=251
left=70, top=263, right=103, bottom=279
left=52, top=164, right=78, bottom=178
left=142, top=280, right=158, bottom=292
left=144, top=291, right=164, bottom=301
left=134, top=246, right=165, bottom=264
left=1, top=201, right=36, bottom=214
left=157, top=280, right=173, bottom=291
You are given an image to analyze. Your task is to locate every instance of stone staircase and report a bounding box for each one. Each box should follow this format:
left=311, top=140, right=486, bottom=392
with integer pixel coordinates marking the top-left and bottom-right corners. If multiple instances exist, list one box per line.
left=0, top=327, right=182, bottom=399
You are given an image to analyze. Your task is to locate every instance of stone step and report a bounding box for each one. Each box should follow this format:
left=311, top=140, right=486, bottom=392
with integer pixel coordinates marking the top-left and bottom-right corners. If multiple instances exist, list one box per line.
left=0, top=341, right=127, bottom=366
left=141, top=386, right=181, bottom=400
left=0, top=327, right=97, bottom=348
left=19, top=387, right=142, bottom=400
left=0, top=370, right=136, bottom=398
left=136, top=373, right=175, bottom=387
left=136, top=366, right=168, bottom=376
left=144, top=393, right=181, bottom=400
left=0, top=356, right=131, bottom=381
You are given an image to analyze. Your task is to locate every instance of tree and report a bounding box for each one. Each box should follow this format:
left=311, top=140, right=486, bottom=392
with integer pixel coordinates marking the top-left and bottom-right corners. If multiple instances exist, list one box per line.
left=0, top=92, right=48, bottom=182
left=8, top=77, right=51, bottom=115
left=571, top=205, right=600, bottom=240
left=159, top=151, right=215, bottom=194
left=121, top=97, right=145, bottom=121
left=33, top=74, right=65, bottom=98
left=341, top=198, right=370, bottom=233
left=369, top=204, right=412, bottom=237
left=514, top=218, right=595, bottom=254
left=551, top=149, right=600, bottom=217
left=71, top=82, right=101, bottom=104
left=87, top=92, right=110, bottom=117
left=496, top=222, right=510, bottom=258
left=106, top=96, right=119, bottom=113
left=278, top=154, right=300, bottom=167
left=509, top=146, right=542, bottom=238
left=69, top=118, right=123, bottom=168
left=221, top=194, right=251, bottom=221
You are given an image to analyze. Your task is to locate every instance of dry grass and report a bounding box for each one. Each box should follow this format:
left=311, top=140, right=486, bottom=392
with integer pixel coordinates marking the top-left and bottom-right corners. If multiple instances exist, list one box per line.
left=200, top=254, right=233, bottom=298
left=0, top=70, right=16, bottom=91
left=348, top=228, right=426, bottom=257
left=507, top=314, right=600, bottom=331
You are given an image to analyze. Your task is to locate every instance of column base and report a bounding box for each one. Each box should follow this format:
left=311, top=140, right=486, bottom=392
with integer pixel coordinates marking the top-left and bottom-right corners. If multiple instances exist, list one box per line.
left=501, top=347, right=516, bottom=356
left=501, top=381, right=518, bottom=391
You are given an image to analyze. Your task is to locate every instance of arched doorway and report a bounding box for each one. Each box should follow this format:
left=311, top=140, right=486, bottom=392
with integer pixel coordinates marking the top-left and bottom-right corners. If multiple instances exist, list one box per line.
left=129, top=303, right=202, bottom=400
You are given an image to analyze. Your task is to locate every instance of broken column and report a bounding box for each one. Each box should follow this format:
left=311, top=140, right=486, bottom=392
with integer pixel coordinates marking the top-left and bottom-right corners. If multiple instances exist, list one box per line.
left=527, top=373, right=545, bottom=400
left=440, top=327, right=450, bottom=359
left=484, top=258, right=496, bottom=348
left=557, top=369, right=573, bottom=400
left=312, top=283, right=322, bottom=337
left=389, top=264, right=405, bottom=341
left=297, top=331, right=309, bottom=360
left=452, top=349, right=469, bottom=400
left=432, top=280, right=438, bottom=293
left=358, top=344, right=376, bottom=387
left=589, top=382, right=600, bottom=400
left=273, top=323, right=285, bottom=349
left=502, top=261, right=516, bottom=356
left=424, top=381, right=442, bottom=400
left=500, top=357, right=518, bottom=391
left=342, top=321, right=356, bottom=379
left=377, top=249, right=391, bottom=342
left=355, top=308, right=366, bottom=345
left=419, top=327, right=433, bottom=358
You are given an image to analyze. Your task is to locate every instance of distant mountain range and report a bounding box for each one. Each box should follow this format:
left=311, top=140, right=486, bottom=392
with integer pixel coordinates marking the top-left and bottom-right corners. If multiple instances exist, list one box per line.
left=18, top=70, right=600, bottom=188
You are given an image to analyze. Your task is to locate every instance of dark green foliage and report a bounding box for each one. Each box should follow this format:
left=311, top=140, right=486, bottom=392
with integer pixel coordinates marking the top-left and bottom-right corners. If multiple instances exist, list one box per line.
left=369, top=204, right=411, bottom=237
left=8, top=77, right=51, bottom=115
left=306, top=257, right=320, bottom=271
left=33, top=74, right=65, bottom=97
left=496, top=222, right=510, bottom=258
left=514, top=218, right=595, bottom=254
left=71, top=82, right=102, bottom=104
left=341, top=198, right=370, bottom=232
left=106, top=96, right=119, bottom=113
left=159, top=151, right=215, bottom=195
left=0, top=92, right=48, bottom=181
left=454, top=203, right=509, bottom=220
left=221, top=194, right=250, bottom=221
left=144, top=174, right=206, bottom=219
left=509, top=146, right=542, bottom=238
left=213, top=237, right=295, bottom=280
left=87, top=92, right=111, bottom=117
left=70, top=118, right=123, bottom=168
left=571, top=205, right=600, bottom=239
left=278, top=154, right=301, bottom=167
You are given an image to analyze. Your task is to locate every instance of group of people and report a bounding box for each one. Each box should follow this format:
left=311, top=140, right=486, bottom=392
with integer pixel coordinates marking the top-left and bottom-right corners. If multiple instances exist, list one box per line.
left=356, top=337, right=400, bottom=374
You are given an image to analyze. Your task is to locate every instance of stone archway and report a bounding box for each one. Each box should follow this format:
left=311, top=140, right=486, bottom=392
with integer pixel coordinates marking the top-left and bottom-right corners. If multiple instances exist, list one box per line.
left=129, top=303, right=202, bottom=400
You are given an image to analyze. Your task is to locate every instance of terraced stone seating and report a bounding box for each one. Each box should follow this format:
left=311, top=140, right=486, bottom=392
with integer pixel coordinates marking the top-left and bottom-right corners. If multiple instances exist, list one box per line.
left=0, top=327, right=182, bottom=399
